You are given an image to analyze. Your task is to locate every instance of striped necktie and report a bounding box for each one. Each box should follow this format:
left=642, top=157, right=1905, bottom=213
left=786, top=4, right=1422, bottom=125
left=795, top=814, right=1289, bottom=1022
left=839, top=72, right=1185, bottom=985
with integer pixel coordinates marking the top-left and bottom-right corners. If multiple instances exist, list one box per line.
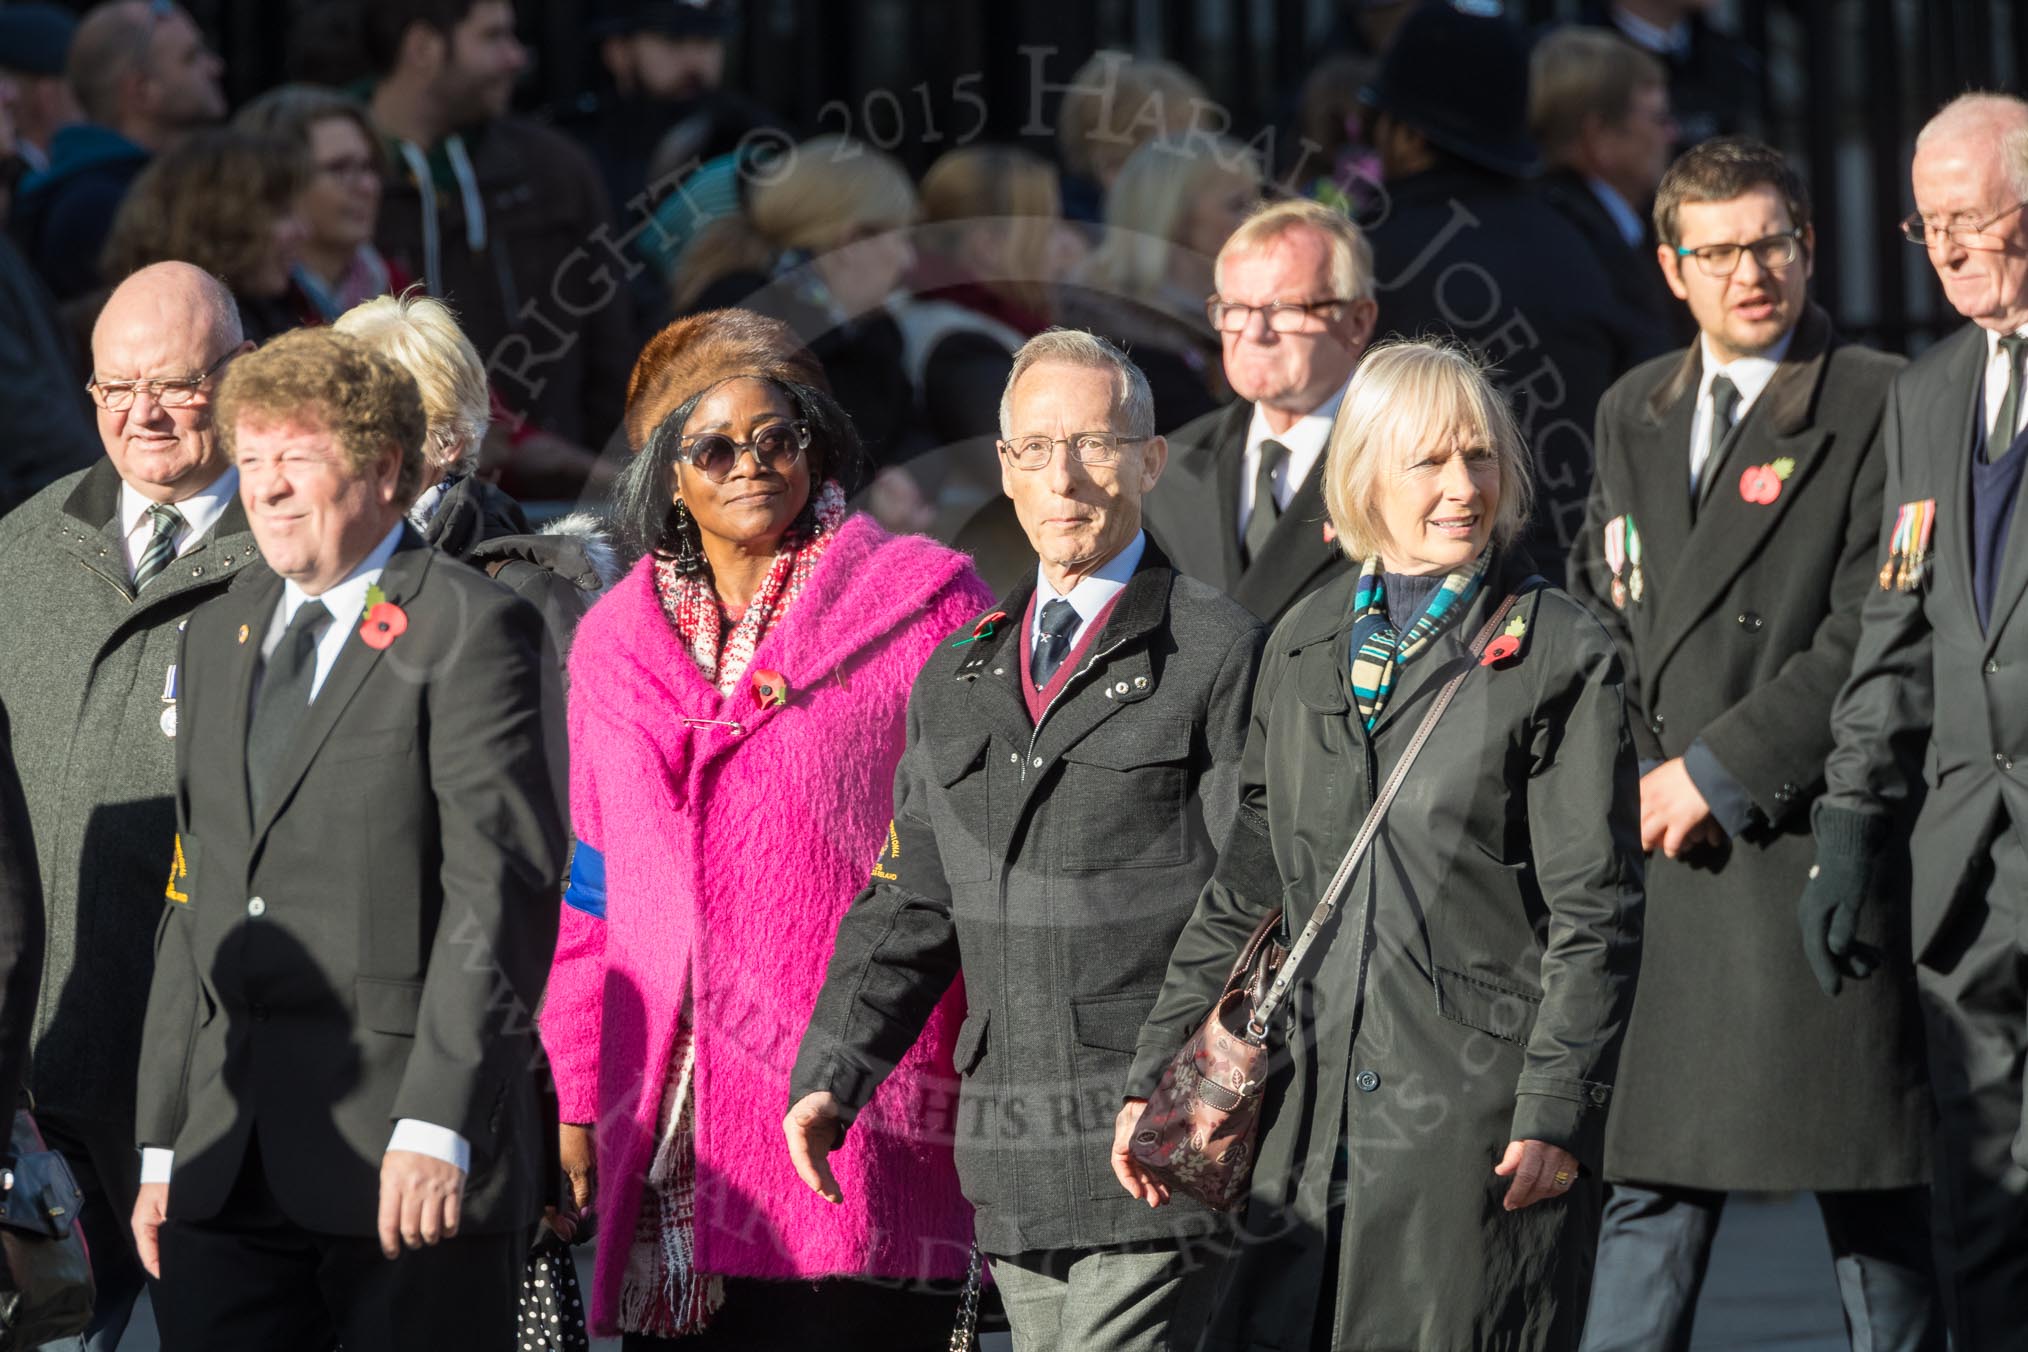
left=132, top=503, right=185, bottom=591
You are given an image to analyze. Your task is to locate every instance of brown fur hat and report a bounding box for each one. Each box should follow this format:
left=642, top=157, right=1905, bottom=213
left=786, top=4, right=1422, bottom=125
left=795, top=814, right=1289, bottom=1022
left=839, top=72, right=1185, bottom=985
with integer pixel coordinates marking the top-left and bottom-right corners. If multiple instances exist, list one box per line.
left=622, top=309, right=829, bottom=451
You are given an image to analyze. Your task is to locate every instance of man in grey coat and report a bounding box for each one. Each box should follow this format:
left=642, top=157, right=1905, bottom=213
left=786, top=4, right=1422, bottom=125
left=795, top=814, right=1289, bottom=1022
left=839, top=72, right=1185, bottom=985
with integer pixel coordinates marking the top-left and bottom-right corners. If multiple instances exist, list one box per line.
left=787, top=330, right=1264, bottom=1350
left=1807, top=92, right=2028, bottom=1348
left=0, top=261, right=258, bottom=1351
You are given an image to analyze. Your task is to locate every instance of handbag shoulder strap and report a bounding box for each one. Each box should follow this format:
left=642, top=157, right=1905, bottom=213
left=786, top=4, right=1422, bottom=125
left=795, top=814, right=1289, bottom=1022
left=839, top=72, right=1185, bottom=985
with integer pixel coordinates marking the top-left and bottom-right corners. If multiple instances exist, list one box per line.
left=1246, top=590, right=1524, bottom=1040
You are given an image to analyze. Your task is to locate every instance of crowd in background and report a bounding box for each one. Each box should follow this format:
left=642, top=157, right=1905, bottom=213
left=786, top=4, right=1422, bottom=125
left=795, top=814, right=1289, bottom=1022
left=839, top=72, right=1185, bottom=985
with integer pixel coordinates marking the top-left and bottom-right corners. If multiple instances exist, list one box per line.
left=4, top=1, right=2028, bottom=1351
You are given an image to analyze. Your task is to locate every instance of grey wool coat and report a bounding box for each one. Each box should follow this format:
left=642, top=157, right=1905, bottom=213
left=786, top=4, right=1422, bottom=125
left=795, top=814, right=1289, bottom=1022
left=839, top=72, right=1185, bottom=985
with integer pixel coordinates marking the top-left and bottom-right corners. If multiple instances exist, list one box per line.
left=0, top=461, right=263, bottom=1123
left=1566, top=306, right=1931, bottom=1191
left=792, top=540, right=1265, bottom=1255
left=1129, top=550, right=1646, bottom=1352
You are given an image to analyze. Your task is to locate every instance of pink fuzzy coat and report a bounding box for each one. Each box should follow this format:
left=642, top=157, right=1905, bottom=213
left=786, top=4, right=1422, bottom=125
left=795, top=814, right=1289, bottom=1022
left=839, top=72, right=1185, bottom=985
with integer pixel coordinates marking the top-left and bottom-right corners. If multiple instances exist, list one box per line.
left=541, top=514, right=991, bottom=1331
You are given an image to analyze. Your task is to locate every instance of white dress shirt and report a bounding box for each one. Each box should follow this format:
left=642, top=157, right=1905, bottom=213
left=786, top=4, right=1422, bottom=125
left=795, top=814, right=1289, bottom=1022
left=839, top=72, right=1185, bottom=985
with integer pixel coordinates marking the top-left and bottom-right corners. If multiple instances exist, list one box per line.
left=119, top=468, right=238, bottom=581
left=1983, top=325, right=2028, bottom=447
left=1688, top=327, right=1795, bottom=491
left=1587, top=177, right=1647, bottom=248
left=1235, top=377, right=1352, bottom=544
left=141, top=521, right=469, bottom=1187
left=1031, top=530, right=1146, bottom=652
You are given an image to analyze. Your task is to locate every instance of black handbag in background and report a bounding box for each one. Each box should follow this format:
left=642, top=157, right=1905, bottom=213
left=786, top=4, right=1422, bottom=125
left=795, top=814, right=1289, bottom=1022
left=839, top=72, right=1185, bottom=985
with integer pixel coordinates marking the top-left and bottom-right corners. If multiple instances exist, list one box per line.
left=0, top=1108, right=93, bottom=1349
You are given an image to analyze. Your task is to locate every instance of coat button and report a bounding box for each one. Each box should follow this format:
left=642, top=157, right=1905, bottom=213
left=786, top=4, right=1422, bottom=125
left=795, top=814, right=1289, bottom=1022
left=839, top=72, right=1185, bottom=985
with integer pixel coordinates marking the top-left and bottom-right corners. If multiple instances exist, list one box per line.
left=1008, top=752, right=1019, bottom=764
left=1589, top=1084, right=1610, bottom=1106
left=993, top=668, right=1005, bottom=676
left=1649, top=715, right=1665, bottom=736
left=1114, top=682, right=1129, bottom=695
left=1987, top=660, right=2001, bottom=675
left=1031, top=756, right=1044, bottom=768
left=247, top=896, right=266, bottom=917
left=1997, top=754, right=2015, bottom=773
left=1355, top=1070, right=1380, bottom=1093
left=1735, top=612, right=1763, bottom=631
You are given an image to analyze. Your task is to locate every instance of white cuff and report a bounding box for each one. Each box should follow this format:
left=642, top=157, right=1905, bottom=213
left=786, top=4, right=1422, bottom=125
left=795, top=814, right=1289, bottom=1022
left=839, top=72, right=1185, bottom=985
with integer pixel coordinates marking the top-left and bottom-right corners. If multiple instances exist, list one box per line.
left=387, top=1119, right=470, bottom=1174
left=139, top=1147, right=175, bottom=1185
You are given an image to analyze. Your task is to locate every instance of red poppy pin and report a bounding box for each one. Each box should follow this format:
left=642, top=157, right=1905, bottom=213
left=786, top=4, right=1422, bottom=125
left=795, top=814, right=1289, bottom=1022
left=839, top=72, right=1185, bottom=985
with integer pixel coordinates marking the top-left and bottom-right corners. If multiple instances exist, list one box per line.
left=752, top=669, right=789, bottom=708
left=1481, top=613, right=1528, bottom=667
left=1739, top=457, right=1796, bottom=506
left=359, top=583, right=408, bottom=651
left=951, top=610, right=1009, bottom=647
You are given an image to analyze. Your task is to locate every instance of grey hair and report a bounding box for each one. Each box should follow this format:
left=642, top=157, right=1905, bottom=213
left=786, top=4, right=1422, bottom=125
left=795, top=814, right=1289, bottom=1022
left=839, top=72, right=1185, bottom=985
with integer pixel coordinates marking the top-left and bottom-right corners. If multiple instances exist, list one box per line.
left=997, top=328, right=1156, bottom=442
left=1917, top=92, right=2028, bottom=200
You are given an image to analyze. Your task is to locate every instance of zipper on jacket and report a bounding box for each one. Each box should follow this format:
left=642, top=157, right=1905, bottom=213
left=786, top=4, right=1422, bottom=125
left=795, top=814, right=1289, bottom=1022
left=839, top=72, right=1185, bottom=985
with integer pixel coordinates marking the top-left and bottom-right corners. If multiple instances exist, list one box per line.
left=1020, top=634, right=1132, bottom=783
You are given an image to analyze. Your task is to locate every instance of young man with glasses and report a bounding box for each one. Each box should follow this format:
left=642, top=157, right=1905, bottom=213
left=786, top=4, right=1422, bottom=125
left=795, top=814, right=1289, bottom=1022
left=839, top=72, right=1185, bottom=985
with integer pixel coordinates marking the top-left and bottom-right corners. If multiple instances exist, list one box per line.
left=790, top=329, right=1262, bottom=1351
left=1809, top=91, right=2028, bottom=1348
left=1566, top=137, right=1942, bottom=1352
left=0, top=260, right=258, bottom=1352
left=1143, top=199, right=1377, bottom=626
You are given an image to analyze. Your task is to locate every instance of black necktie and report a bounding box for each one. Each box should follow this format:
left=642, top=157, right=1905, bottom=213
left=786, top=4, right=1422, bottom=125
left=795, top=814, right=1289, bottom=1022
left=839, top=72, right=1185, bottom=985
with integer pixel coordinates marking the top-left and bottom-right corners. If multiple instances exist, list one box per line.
left=247, top=600, right=330, bottom=818
left=1992, top=334, right=2028, bottom=460
left=1244, top=438, right=1289, bottom=566
left=1031, top=598, right=1080, bottom=689
left=132, top=503, right=184, bottom=591
left=1697, top=374, right=1742, bottom=502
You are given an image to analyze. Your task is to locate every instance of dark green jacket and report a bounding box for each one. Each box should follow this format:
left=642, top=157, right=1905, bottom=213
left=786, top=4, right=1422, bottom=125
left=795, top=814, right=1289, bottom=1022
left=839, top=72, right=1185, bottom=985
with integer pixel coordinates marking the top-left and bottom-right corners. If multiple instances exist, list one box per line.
left=1131, top=550, right=1645, bottom=1352
left=793, top=543, right=1264, bottom=1254
left=0, top=461, right=262, bottom=1123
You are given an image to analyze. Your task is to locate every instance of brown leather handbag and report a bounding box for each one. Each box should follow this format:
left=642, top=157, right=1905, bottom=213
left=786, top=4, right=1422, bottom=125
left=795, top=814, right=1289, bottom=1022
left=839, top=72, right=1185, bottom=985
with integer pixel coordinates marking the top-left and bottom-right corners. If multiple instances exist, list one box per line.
left=1127, top=594, right=1521, bottom=1211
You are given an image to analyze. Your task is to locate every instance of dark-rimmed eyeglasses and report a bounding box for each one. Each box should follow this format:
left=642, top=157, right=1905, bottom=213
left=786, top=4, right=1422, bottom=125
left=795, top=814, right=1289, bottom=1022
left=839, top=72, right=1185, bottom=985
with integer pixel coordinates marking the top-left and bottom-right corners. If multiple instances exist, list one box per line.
left=87, top=349, right=236, bottom=412
left=1205, top=296, right=1353, bottom=334
left=677, top=421, right=811, bottom=482
left=1673, top=230, right=1804, bottom=277
left=997, top=432, right=1148, bottom=470
left=1899, top=200, right=2028, bottom=251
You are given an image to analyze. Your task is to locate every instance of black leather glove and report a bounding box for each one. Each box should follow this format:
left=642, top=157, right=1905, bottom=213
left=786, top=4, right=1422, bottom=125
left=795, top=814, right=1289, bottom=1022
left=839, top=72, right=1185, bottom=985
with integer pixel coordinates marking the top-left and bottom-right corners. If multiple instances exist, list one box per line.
left=1799, top=805, right=1888, bottom=996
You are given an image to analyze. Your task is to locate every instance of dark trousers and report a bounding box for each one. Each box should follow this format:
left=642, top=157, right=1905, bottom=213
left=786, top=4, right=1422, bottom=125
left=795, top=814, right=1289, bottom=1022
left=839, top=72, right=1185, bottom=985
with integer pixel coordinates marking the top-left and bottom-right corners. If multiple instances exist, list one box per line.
left=1580, top=1182, right=1943, bottom=1352
left=33, top=1110, right=145, bottom=1352
left=1916, top=823, right=2028, bottom=1352
left=618, top=1274, right=963, bottom=1351
left=150, top=1138, right=523, bottom=1352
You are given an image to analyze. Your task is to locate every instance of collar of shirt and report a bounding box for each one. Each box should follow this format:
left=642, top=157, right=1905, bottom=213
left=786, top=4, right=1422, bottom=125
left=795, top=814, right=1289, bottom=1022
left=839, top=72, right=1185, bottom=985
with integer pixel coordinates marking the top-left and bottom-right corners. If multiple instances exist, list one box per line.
left=264, top=521, right=406, bottom=700
left=1030, top=530, right=1146, bottom=650
left=1237, top=375, right=1352, bottom=539
left=1983, top=324, right=2028, bottom=444
left=1586, top=176, right=1647, bottom=249
left=120, top=468, right=239, bottom=575
left=1610, top=4, right=1691, bottom=56
left=1688, top=328, right=1795, bottom=487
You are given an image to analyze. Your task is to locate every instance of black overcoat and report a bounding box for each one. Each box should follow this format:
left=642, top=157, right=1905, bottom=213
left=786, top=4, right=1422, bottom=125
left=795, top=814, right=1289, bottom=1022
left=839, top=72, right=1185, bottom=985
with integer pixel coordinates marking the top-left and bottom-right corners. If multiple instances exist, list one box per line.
left=793, top=544, right=1265, bottom=1255
left=1565, top=307, right=1931, bottom=1190
left=1130, top=551, right=1645, bottom=1352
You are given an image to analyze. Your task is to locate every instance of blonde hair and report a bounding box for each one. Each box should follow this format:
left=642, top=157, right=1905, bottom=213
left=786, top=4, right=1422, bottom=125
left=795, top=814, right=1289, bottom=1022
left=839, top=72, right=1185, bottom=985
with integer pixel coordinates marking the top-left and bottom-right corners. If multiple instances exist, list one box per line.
left=1077, top=135, right=1263, bottom=304
left=1528, top=27, right=1666, bottom=167
left=919, top=145, right=1063, bottom=321
left=216, top=327, right=427, bottom=504
left=1215, top=198, right=1376, bottom=304
left=1322, top=341, right=1534, bottom=562
left=333, top=291, right=490, bottom=474
left=1057, top=52, right=1207, bottom=185
left=672, top=136, right=918, bottom=312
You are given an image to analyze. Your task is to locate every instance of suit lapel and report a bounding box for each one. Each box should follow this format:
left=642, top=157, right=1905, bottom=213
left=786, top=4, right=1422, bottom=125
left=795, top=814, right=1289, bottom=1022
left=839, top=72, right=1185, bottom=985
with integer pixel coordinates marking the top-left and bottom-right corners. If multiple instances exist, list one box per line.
left=250, top=535, right=433, bottom=846
left=1624, top=346, right=1699, bottom=614
left=950, top=579, right=1042, bottom=757
left=1235, top=457, right=1340, bottom=621
left=1211, top=401, right=1249, bottom=585
left=226, top=568, right=286, bottom=842
left=1933, top=327, right=1987, bottom=638
left=1648, top=309, right=1837, bottom=674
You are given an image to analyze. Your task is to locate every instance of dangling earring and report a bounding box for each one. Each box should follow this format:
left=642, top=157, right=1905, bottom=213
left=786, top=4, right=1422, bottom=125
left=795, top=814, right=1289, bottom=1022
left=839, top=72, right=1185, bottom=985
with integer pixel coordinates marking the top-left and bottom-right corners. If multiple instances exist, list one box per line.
left=669, top=498, right=704, bottom=575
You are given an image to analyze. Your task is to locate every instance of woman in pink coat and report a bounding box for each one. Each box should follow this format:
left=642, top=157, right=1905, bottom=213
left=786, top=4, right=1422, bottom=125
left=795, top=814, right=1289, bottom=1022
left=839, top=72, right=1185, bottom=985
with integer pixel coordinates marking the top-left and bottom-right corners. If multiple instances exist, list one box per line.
left=541, top=316, right=990, bottom=1348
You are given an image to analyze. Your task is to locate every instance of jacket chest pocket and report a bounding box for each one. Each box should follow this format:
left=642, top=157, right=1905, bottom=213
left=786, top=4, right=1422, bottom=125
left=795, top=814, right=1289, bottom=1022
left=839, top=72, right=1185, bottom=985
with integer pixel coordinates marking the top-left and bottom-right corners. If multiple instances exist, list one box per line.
left=1056, top=716, right=1193, bottom=871
left=927, top=729, right=993, bottom=883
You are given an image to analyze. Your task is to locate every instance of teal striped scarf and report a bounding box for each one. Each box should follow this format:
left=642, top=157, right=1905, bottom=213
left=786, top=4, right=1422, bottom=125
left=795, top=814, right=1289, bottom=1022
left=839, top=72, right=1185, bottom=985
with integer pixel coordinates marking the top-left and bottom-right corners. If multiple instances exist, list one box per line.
left=1347, top=553, right=1491, bottom=728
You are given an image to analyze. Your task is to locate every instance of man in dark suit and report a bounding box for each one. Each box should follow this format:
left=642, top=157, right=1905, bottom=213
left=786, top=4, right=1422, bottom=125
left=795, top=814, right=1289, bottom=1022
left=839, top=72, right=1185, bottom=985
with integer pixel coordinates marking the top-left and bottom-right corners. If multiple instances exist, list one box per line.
left=129, top=328, right=567, bottom=1351
left=1143, top=198, right=1376, bottom=626
left=1808, top=92, right=2028, bottom=1349
left=788, top=331, right=1262, bottom=1349
left=1531, top=26, right=1689, bottom=353
left=1568, top=137, right=1941, bottom=1352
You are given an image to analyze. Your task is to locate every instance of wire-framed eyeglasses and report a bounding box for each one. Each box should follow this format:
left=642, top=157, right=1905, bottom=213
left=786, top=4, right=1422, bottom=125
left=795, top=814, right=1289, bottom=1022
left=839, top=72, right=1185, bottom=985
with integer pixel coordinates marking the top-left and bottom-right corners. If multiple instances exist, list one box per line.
left=997, top=432, right=1149, bottom=470
left=87, top=350, right=236, bottom=412
left=1899, top=200, right=2028, bottom=251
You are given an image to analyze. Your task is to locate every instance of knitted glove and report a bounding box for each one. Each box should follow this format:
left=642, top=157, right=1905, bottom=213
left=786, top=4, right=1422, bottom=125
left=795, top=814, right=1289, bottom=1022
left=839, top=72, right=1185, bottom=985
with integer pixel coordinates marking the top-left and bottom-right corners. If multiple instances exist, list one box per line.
left=1798, top=805, right=1889, bottom=996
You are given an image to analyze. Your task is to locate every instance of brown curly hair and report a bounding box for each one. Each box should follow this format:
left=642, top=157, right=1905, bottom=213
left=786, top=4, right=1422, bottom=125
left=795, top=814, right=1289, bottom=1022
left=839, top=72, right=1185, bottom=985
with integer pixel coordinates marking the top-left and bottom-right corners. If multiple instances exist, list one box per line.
left=216, top=328, right=427, bottom=502
left=100, top=128, right=305, bottom=296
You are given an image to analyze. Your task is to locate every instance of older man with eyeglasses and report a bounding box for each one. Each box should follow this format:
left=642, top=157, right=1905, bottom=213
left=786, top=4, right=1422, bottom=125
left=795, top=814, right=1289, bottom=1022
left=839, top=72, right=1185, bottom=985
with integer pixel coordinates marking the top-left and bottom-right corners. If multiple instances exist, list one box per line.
left=1810, top=91, right=2028, bottom=1349
left=0, top=259, right=256, bottom=1352
left=789, top=329, right=1263, bottom=1351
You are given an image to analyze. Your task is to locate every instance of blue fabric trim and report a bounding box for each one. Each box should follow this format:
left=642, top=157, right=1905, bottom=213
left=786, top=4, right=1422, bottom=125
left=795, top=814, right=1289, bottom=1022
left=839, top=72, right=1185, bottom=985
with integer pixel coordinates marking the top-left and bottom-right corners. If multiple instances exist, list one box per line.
left=563, top=842, right=607, bottom=919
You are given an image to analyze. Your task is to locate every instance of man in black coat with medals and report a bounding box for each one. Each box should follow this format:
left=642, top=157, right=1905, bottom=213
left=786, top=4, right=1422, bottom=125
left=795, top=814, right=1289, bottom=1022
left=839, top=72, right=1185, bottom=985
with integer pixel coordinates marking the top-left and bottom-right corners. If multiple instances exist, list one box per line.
left=1569, top=138, right=1941, bottom=1351
left=1143, top=198, right=1376, bottom=627
left=1808, top=92, right=2028, bottom=1350
left=129, top=328, right=567, bottom=1351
